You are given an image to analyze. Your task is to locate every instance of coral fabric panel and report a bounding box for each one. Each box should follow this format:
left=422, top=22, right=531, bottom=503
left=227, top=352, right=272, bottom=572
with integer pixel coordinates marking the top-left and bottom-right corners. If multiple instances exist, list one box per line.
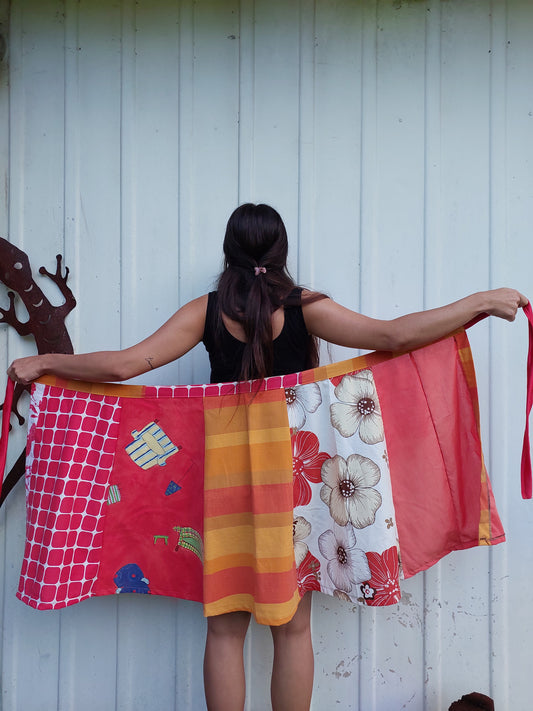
left=92, top=395, right=205, bottom=602
left=373, top=334, right=505, bottom=579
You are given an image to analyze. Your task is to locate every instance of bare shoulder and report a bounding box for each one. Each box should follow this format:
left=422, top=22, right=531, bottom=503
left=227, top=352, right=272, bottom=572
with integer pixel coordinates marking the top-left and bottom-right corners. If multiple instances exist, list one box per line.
left=173, top=293, right=209, bottom=318
left=300, top=290, right=350, bottom=334
left=300, top=289, right=331, bottom=306
left=183, top=293, right=209, bottom=313
left=300, top=290, right=334, bottom=316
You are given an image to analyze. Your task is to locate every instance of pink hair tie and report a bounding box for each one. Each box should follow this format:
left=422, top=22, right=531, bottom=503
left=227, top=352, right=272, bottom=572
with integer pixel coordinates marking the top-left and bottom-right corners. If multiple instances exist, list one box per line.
left=254, top=266, right=267, bottom=276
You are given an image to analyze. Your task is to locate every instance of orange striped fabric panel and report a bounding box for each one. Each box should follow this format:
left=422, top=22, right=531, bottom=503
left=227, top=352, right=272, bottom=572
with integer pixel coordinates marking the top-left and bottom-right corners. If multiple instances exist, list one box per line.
left=202, top=388, right=300, bottom=625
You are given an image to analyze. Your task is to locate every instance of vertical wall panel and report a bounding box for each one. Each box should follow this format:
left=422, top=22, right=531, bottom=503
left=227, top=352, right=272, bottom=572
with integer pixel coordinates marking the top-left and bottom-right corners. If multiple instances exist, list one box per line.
left=486, top=0, right=511, bottom=702
left=303, top=0, right=364, bottom=365
left=120, top=0, right=182, bottom=360
left=492, top=2, right=533, bottom=708
left=1, top=2, right=532, bottom=710
left=2, top=5, right=65, bottom=711
left=0, top=0, right=10, bottom=682
left=59, top=4, right=123, bottom=710
left=426, top=3, right=493, bottom=707
left=360, top=6, right=429, bottom=710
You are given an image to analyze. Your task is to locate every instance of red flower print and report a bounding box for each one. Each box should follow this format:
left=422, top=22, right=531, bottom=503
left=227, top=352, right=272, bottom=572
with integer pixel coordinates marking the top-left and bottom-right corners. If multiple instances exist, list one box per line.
left=296, top=550, right=321, bottom=597
left=361, top=546, right=401, bottom=606
left=292, top=430, right=330, bottom=507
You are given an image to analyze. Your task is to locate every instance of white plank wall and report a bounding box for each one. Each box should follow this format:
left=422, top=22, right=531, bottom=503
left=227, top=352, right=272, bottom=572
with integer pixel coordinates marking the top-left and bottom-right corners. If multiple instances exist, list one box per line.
left=0, top=1, right=531, bottom=709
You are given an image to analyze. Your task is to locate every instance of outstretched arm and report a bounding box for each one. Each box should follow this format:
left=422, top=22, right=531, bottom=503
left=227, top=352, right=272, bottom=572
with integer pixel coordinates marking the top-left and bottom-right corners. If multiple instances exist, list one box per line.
left=302, top=288, right=528, bottom=352
left=7, top=295, right=208, bottom=385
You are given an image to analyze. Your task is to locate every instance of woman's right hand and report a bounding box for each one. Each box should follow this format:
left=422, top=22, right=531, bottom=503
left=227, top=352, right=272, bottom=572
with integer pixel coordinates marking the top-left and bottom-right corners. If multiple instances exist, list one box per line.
left=7, top=355, right=47, bottom=386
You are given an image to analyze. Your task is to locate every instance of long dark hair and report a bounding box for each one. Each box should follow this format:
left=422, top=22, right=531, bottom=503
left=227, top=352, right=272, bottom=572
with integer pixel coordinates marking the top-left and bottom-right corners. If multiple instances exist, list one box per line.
left=216, top=203, right=322, bottom=380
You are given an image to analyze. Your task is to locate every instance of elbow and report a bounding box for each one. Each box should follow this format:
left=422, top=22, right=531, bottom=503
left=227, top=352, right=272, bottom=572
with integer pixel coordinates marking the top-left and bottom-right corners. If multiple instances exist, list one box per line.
left=110, top=365, right=130, bottom=382
left=380, top=323, right=414, bottom=353
left=106, top=352, right=140, bottom=382
left=112, top=362, right=143, bottom=382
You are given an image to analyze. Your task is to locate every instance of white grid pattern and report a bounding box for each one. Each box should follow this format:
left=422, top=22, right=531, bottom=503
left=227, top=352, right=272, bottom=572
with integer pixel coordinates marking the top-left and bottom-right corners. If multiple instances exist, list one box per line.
left=17, top=383, right=122, bottom=609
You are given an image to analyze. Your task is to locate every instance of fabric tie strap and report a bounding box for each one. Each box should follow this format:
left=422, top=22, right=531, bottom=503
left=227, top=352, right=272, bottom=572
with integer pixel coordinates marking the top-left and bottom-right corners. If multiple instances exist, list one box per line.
left=0, top=378, right=14, bottom=501
left=521, top=302, right=533, bottom=498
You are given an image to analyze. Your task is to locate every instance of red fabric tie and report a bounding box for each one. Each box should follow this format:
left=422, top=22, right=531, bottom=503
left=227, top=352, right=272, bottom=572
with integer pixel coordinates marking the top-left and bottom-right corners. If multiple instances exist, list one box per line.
left=0, top=378, right=15, bottom=500
left=521, top=302, right=533, bottom=498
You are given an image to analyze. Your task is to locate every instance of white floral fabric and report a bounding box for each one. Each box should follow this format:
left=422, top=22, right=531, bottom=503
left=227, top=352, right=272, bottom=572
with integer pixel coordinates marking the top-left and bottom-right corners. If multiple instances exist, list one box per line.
left=290, top=370, right=401, bottom=606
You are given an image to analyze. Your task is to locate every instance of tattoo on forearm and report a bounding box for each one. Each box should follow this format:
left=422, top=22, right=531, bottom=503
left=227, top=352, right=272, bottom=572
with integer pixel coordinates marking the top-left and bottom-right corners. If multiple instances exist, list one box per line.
left=145, top=356, right=155, bottom=370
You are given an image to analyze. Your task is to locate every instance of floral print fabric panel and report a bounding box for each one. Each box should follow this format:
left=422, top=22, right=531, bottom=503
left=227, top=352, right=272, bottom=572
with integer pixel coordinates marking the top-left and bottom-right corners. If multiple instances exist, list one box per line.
left=289, top=370, right=401, bottom=607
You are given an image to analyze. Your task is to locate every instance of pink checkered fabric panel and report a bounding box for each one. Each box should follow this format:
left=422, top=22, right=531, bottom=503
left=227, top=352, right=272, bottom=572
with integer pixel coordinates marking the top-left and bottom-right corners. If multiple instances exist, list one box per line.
left=143, top=371, right=303, bottom=399
left=17, top=382, right=122, bottom=609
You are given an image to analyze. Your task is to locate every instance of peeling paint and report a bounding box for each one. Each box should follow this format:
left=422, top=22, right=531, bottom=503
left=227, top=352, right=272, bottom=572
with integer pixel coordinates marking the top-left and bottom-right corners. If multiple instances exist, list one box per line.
left=400, top=591, right=413, bottom=606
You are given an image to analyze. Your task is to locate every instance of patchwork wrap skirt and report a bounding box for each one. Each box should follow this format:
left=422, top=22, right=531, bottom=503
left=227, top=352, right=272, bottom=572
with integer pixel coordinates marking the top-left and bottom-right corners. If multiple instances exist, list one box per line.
left=7, top=325, right=516, bottom=625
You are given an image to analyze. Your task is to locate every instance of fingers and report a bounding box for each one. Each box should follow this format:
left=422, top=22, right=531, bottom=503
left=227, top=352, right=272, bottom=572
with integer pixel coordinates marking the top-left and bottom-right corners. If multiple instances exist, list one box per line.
left=6, top=358, right=35, bottom=387
left=508, top=290, right=525, bottom=321
left=7, top=366, right=22, bottom=385
left=490, top=288, right=528, bottom=321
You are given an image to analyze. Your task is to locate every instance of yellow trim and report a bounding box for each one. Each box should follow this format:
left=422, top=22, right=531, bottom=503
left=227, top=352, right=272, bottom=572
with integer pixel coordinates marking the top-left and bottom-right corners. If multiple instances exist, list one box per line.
left=37, top=375, right=144, bottom=399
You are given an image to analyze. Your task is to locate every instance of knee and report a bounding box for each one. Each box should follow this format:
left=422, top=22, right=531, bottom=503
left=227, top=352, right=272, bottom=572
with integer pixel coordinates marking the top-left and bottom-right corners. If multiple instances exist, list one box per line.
left=270, top=594, right=312, bottom=642
left=272, top=614, right=310, bottom=641
left=207, top=611, right=251, bottom=642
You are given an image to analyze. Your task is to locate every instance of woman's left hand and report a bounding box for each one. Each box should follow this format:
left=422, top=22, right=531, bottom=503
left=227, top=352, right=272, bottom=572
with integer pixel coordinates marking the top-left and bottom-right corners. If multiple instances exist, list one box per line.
left=483, top=288, right=529, bottom=321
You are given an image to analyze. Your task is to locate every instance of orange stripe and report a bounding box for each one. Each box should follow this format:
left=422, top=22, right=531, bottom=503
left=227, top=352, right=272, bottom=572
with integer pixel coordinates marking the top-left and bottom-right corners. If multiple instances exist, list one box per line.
left=204, top=510, right=291, bottom=532
left=37, top=375, right=144, bottom=399
left=204, top=483, right=293, bottom=514
left=203, top=567, right=297, bottom=605
left=203, top=552, right=295, bottom=575
left=205, top=425, right=289, bottom=450
left=455, top=331, right=494, bottom=544
left=203, top=589, right=301, bottom=625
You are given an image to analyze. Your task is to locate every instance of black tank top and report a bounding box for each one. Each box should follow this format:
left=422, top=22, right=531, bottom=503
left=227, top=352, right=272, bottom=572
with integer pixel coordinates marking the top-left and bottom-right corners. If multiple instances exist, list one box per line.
left=202, top=289, right=312, bottom=383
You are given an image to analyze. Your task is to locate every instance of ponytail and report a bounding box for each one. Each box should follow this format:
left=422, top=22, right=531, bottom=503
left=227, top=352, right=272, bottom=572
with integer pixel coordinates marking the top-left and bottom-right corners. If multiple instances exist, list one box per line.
left=216, top=203, right=323, bottom=381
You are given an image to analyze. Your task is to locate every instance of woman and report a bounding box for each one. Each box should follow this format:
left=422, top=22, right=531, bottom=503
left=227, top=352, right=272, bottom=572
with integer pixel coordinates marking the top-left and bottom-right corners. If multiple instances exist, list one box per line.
left=7, top=203, right=527, bottom=711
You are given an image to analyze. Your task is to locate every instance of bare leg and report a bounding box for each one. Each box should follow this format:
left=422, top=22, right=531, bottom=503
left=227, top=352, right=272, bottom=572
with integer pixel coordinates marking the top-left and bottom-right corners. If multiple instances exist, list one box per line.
left=203, top=611, right=251, bottom=711
left=270, top=593, right=314, bottom=711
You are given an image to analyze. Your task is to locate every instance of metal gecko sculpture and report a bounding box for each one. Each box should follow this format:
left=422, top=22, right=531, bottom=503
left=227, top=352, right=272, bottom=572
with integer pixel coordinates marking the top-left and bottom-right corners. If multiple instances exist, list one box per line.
left=0, top=237, right=76, bottom=506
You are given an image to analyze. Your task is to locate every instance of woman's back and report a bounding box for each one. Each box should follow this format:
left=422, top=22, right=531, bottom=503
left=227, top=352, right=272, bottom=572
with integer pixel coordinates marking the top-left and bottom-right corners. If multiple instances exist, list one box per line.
left=203, top=288, right=312, bottom=383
